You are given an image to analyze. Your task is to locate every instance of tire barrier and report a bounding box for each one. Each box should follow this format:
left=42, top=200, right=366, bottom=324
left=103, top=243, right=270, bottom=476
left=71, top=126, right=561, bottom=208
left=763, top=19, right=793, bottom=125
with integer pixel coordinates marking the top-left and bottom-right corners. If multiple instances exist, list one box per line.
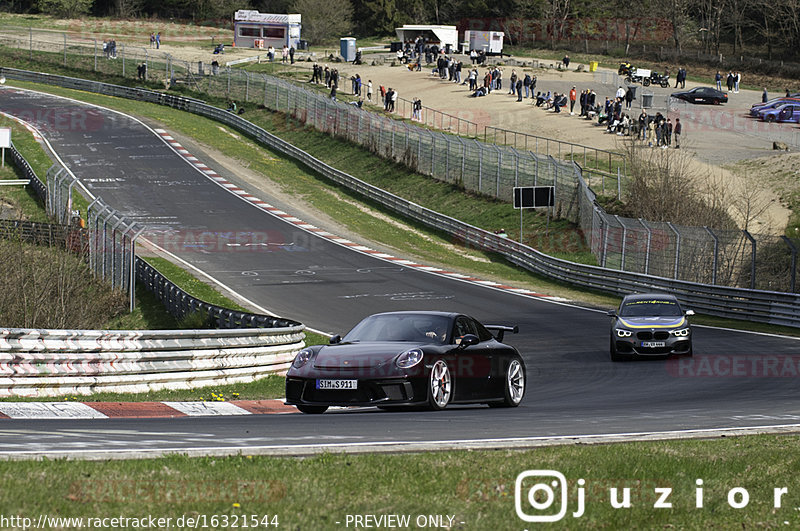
left=0, top=326, right=305, bottom=397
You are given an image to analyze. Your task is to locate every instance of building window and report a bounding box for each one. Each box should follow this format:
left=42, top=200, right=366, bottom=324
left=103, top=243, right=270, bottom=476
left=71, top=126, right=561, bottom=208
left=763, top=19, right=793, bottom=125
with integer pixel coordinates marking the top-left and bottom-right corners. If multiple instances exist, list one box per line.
left=239, top=27, right=260, bottom=37
left=264, top=27, right=285, bottom=39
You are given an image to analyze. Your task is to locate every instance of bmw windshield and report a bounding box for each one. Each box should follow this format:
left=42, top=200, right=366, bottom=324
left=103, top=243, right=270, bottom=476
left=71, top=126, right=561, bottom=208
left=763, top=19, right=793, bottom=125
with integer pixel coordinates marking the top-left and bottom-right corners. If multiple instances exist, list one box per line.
left=620, top=299, right=683, bottom=317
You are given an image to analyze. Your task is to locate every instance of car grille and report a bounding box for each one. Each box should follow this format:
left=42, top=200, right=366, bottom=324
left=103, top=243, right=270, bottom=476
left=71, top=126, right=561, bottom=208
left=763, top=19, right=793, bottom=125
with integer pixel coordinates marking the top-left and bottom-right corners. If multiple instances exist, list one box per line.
left=288, top=379, right=412, bottom=404
left=636, top=331, right=670, bottom=340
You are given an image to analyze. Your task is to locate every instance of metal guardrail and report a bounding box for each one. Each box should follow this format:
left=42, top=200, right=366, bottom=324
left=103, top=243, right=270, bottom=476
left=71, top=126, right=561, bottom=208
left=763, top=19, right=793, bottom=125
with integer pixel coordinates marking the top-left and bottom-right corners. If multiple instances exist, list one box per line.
left=2, top=67, right=799, bottom=327
left=0, top=326, right=304, bottom=397
left=8, top=142, right=47, bottom=201
left=136, top=258, right=301, bottom=329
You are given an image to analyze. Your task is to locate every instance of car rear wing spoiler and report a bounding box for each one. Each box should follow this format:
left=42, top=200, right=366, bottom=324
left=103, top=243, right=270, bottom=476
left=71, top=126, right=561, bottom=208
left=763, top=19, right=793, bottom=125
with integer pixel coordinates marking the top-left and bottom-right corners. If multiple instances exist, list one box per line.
left=485, top=325, right=519, bottom=343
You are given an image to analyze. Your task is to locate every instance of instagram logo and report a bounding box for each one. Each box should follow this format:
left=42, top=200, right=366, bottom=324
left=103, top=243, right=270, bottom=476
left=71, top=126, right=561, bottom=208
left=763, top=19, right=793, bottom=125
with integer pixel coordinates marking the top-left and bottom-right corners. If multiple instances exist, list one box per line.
left=515, top=470, right=585, bottom=522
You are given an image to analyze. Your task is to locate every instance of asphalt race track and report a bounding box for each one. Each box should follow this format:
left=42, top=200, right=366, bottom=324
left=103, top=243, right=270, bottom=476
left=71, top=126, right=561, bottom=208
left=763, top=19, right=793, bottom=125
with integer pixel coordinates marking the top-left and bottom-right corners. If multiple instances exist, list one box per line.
left=1, top=86, right=799, bottom=457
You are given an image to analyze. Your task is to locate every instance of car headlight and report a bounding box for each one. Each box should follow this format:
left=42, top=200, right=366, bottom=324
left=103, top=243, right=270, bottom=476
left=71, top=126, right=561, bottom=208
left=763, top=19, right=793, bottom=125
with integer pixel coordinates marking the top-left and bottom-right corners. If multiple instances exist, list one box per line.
left=615, top=329, right=632, bottom=338
left=396, top=348, right=424, bottom=369
left=671, top=328, right=690, bottom=337
left=293, top=348, right=313, bottom=368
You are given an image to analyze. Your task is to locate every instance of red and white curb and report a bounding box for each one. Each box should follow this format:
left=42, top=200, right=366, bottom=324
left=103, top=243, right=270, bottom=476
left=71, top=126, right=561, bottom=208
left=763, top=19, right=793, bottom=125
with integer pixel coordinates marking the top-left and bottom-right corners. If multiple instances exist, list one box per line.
left=154, top=128, right=568, bottom=303
left=0, top=400, right=298, bottom=419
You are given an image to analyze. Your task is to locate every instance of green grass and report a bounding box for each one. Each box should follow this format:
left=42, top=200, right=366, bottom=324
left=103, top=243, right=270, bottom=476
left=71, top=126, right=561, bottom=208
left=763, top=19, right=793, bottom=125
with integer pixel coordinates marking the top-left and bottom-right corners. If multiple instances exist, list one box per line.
left=2, top=435, right=800, bottom=528
left=0, top=374, right=286, bottom=403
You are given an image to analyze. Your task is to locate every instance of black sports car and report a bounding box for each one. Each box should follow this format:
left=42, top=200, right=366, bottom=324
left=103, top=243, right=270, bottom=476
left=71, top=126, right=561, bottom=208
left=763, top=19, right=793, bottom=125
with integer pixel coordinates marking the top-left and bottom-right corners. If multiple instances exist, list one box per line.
left=608, top=294, right=694, bottom=361
left=285, top=311, right=526, bottom=413
left=670, top=87, right=728, bottom=105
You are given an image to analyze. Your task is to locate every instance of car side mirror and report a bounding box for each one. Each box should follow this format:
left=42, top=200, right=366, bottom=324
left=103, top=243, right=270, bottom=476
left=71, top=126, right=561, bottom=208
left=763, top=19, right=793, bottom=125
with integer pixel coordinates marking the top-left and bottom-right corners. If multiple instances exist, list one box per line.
left=607, top=310, right=617, bottom=317
left=685, top=310, right=695, bottom=316
left=329, top=334, right=341, bottom=344
left=458, top=334, right=480, bottom=349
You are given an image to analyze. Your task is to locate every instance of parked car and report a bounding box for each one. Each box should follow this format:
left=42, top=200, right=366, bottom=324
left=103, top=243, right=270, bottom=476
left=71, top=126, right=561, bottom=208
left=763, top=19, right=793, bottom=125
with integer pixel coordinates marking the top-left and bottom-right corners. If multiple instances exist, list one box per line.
left=760, top=103, right=800, bottom=123
left=608, top=294, right=694, bottom=361
left=751, top=97, right=800, bottom=117
left=285, top=311, right=526, bottom=413
left=671, top=87, right=728, bottom=104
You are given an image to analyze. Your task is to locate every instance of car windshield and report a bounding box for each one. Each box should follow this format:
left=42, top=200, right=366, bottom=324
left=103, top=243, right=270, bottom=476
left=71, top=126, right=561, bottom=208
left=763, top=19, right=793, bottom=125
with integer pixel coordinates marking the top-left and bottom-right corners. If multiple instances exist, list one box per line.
left=342, top=314, right=451, bottom=343
left=620, top=299, right=683, bottom=317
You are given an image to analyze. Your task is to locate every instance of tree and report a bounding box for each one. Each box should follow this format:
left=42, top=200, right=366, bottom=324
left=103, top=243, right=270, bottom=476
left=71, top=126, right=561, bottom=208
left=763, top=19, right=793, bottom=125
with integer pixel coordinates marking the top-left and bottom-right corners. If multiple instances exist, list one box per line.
left=37, top=0, right=94, bottom=18
left=292, top=0, right=353, bottom=43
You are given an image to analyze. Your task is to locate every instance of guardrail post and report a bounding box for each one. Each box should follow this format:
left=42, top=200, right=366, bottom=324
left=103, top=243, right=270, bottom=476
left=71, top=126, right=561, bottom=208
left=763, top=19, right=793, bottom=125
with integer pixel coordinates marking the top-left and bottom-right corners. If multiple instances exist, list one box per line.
left=705, top=227, right=719, bottom=285
left=664, top=222, right=681, bottom=279
left=743, top=230, right=756, bottom=289
left=782, top=236, right=798, bottom=293
left=600, top=215, right=609, bottom=268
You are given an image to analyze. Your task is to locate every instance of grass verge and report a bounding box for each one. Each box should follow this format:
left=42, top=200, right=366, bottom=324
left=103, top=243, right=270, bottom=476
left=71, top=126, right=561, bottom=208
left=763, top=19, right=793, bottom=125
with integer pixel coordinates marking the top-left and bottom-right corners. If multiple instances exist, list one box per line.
left=2, top=435, right=800, bottom=528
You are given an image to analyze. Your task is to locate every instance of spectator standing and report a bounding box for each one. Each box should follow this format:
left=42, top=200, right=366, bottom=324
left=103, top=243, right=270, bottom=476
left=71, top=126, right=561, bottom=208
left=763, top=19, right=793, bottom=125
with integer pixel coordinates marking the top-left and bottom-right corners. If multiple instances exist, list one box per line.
left=156, top=32, right=161, bottom=49
left=282, top=45, right=289, bottom=63
left=625, top=86, right=634, bottom=110
left=562, top=55, right=570, bottom=69
left=726, top=72, right=734, bottom=92
left=734, top=71, right=741, bottom=93
left=762, top=87, right=768, bottom=103
left=289, top=46, right=295, bottom=64
left=666, top=118, right=673, bottom=146
left=150, top=33, right=155, bottom=48
left=530, top=75, right=537, bottom=98
left=569, top=86, right=577, bottom=115
left=516, top=78, right=523, bottom=102
left=715, top=71, right=722, bottom=91
left=367, top=80, right=373, bottom=102
left=615, top=85, right=625, bottom=100
left=638, top=110, right=648, bottom=142
left=509, top=70, right=518, bottom=96
left=523, top=74, right=531, bottom=98
left=391, top=88, right=398, bottom=112
left=674, top=118, right=682, bottom=148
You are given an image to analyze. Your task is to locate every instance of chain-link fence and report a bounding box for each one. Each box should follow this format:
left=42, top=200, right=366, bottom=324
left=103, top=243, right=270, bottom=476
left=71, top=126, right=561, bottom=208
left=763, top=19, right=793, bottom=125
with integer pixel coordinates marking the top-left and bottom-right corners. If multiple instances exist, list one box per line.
left=46, top=164, right=141, bottom=296
left=2, top=28, right=798, bottom=292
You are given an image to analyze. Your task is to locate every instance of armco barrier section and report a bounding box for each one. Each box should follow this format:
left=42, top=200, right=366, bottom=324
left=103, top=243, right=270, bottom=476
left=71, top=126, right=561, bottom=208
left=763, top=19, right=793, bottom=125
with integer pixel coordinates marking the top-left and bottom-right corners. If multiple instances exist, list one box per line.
left=0, top=327, right=304, bottom=397
left=135, top=258, right=301, bottom=329
left=2, top=68, right=799, bottom=327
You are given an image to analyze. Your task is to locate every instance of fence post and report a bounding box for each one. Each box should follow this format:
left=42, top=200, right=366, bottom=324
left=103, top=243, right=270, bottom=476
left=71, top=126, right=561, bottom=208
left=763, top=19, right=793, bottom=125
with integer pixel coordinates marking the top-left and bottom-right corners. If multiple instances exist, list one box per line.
left=94, top=39, right=97, bottom=71
left=63, top=33, right=67, bottom=67
left=782, top=236, right=798, bottom=293
left=615, top=215, right=627, bottom=270
left=639, top=218, right=651, bottom=275
left=743, top=230, right=756, bottom=289
left=130, top=228, right=145, bottom=311
left=29, top=27, right=32, bottom=61
left=667, top=222, right=681, bottom=279
left=705, top=227, right=719, bottom=285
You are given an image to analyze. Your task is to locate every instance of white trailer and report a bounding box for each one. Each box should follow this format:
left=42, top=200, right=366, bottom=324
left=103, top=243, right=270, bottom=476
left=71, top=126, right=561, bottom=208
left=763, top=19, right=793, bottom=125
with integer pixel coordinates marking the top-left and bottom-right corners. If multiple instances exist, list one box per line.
left=394, top=25, right=459, bottom=52
left=463, top=30, right=505, bottom=55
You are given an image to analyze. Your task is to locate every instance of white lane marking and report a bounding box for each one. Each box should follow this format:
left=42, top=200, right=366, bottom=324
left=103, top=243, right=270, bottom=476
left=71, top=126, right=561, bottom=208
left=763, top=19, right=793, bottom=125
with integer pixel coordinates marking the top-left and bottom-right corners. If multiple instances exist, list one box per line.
left=0, top=402, right=107, bottom=419
left=161, top=402, right=251, bottom=416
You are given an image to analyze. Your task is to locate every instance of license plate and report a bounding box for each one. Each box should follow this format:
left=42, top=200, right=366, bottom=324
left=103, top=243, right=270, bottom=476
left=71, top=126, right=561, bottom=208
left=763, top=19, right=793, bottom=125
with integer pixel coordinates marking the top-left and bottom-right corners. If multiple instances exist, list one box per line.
left=641, top=341, right=666, bottom=348
left=316, top=379, right=357, bottom=390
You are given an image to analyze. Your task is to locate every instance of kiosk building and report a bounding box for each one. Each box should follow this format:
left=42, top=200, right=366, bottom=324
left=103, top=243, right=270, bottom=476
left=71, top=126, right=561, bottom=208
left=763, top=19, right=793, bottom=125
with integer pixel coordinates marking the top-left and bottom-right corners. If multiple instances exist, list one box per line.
left=234, top=10, right=302, bottom=49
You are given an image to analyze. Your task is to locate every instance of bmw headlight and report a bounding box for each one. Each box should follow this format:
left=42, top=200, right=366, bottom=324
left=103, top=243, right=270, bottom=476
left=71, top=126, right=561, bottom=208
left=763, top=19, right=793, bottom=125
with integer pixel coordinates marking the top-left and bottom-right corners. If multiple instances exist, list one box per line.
left=671, top=328, right=690, bottom=337
left=616, top=329, right=633, bottom=338
left=396, top=348, right=424, bottom=369
left=293, top=348, right=313, bottom=368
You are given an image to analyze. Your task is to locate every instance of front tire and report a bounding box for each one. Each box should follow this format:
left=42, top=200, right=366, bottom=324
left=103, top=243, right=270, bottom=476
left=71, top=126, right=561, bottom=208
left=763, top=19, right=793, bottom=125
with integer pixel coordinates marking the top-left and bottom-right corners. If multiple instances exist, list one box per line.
left=643, top=78, right=650, bottom=87
left=491, top=358, right=525, bottom=407
left=428, top=359, right=452, bottom=410
left=296, top=404, right=328, bottom=414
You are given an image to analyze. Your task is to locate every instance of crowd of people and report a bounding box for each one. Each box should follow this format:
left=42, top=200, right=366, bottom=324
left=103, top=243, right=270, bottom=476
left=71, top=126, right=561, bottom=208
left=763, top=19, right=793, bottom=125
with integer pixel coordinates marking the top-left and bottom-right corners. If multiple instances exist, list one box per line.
left=304, top=42, right=694, bottom=147
left=715, top=71, right=742, bottom=93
